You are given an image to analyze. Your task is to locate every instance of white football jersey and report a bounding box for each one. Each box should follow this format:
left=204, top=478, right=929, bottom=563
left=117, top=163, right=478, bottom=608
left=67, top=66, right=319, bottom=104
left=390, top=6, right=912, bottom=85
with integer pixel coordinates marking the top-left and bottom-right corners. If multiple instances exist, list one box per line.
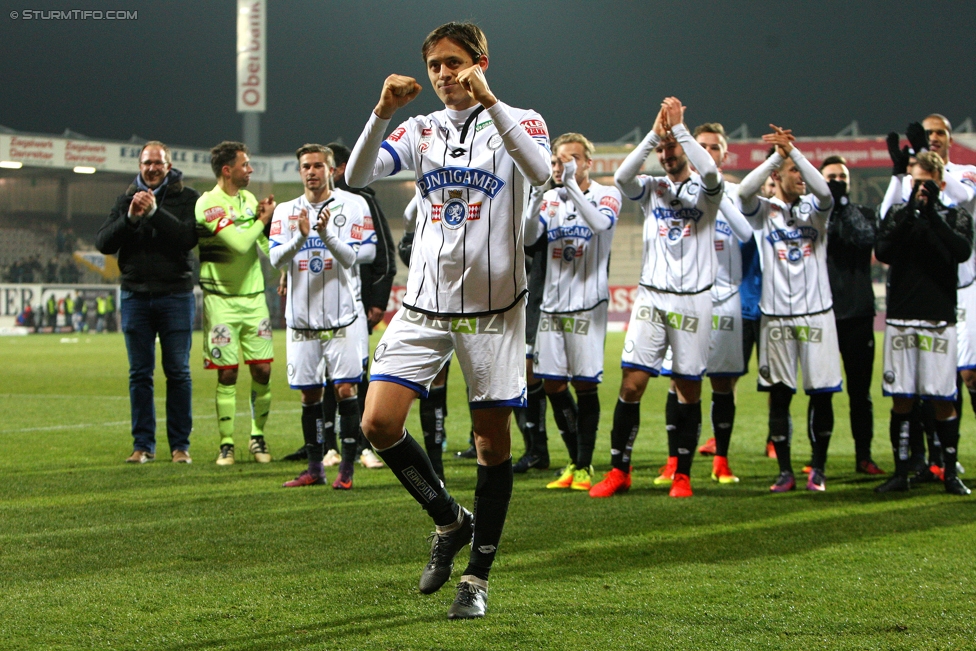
left=379, top=103, right=550, bottom=316
left=632, top=171, right=723, bottom=294
left=755, top=194, right=833, bottom=317
left=537, top=181, right=620, bottom=313
left=269, top=192, right=374, bottom=330
left=712, top=181, right=744, bottom=301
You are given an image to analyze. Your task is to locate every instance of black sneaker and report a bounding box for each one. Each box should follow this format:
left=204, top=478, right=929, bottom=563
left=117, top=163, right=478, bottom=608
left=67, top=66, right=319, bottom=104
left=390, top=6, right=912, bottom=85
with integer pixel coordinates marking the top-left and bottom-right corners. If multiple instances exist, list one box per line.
left=875, top=475, right=911, bottom=493
left=282, top=445, right=308, bottom=462
left=447, top=577, right=488, bottom=620
left=419, top=508, right=473, bottom=594
left=512, top=453, right=541, bottom=474
left=454, top=445, right=478, bottom=460
left=913, top=465, right=938, bottom=484
left=945, top=476, right=972, bottom=496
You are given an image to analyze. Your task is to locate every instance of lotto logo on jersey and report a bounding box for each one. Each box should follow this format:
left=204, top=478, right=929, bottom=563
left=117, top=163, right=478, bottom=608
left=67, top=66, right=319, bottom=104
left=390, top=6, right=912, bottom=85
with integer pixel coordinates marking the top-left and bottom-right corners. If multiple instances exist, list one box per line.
left=269, top=221, right=282, bottom=236
left=204, top=206, right=226, bottom=223
left=387, top=127, right=406, bottom=142
left=599, top=195, right=621, bottom=215
left=768, top=325, right=823, bottom=343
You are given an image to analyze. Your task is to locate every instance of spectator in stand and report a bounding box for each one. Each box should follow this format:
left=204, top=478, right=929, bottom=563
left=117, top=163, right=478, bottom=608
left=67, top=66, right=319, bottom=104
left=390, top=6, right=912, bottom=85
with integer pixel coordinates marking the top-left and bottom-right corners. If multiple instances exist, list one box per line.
left=95, top=140, right=200, bottom=464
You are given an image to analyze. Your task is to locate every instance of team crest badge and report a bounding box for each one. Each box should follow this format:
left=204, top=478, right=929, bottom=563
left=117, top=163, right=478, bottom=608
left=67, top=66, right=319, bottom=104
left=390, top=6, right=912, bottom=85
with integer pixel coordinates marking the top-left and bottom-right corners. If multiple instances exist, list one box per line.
left=442, top=190, right=468, bottom=230
left=309, top=250, right=325, bottom=274
left=787, top=246, right=802, bottom=262
left=333, top=214, right=346, bottom=227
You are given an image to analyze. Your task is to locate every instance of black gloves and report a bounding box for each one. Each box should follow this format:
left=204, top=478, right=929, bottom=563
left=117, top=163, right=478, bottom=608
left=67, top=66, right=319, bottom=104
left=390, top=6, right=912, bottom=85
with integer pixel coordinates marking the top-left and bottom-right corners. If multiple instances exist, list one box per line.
left=887, top=132, right=911, bottom=175
left=906, top=122, right=928, bottom=156
left=398, top=231, right=414, bottom=266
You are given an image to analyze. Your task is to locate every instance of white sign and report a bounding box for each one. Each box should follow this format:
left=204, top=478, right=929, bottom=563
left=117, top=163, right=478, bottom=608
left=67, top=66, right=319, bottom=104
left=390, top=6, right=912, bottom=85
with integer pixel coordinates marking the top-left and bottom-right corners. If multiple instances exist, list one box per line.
left=237, top=0, right=266, bottom=113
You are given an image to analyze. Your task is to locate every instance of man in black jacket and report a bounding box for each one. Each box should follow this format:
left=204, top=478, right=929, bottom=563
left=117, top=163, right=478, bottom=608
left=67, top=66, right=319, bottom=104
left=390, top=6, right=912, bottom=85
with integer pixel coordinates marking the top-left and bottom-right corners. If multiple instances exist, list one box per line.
left=875, top=152, right=973, bottom=495
left=95, top=141, right=200, bottom=464
left=817, top=156, right=885, bottom=475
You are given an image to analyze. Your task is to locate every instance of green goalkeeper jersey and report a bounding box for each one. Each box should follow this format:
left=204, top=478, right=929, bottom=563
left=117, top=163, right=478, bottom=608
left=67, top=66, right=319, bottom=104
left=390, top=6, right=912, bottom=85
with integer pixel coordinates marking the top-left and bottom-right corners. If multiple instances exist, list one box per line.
left=195, top=185, right=269, bottom=297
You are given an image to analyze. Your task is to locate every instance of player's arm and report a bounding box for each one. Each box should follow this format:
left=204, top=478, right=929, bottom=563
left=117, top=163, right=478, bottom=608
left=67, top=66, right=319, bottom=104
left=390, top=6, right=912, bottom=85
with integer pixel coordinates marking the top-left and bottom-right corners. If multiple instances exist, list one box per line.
left=560, top=158, right=616, bottom=232
left=268, top=206, right=309, bottom=269
left=614, top=109, right=664, bottom=200
left=719, top=195, right=754, bottom=242
left=874, top=202, right=916, bottom=264
left=920, top=185, right=973, bottom=264
left=523, top=185, right=547, bottom=246
left=195, top=198, right=269, bottom=256
left=484, top=105, right=551, bottom=186
left=663, top=98, right=722, bottom=200
left=347, top=75, right=421, bottom=188
left=738, top=152, right=783, bottom=218
left=942, top=173, right=976, bottom=209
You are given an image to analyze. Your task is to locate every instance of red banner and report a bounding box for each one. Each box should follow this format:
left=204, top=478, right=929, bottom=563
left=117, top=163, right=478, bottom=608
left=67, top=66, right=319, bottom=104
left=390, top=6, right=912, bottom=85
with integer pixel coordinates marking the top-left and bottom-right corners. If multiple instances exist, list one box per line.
left=724, top=139, right=976, bottom=171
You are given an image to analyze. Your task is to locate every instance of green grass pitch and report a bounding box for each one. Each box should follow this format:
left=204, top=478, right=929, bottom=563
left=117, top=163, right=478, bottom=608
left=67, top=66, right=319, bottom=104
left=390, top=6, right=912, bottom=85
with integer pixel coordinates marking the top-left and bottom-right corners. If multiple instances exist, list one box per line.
left=2, top=331, right=975, bottom=650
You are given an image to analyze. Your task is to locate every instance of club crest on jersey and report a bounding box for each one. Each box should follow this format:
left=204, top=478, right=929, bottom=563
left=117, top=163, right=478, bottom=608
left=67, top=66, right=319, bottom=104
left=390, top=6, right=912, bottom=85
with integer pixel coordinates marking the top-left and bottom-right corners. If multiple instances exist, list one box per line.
left=333, top=214, right=346, bottom=227
left=488, top=134, right=504, bottom=150
left=308, top=256, right=325, bottom=274
left=441, top=190, right=468, bottom=230
left=210, top=324, right=231, bottom=346
left=560, top=244, right=580, bottom=262
left=417, top=166, right=505, bottom=199
left=787, top=246, right=802, bottom=262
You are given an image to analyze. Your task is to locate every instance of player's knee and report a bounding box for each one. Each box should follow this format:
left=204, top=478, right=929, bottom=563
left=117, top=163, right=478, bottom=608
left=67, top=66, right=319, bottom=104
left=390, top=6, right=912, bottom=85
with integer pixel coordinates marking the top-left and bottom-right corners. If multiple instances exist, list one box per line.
left=217, top=368, right=239, bottom=386
left=301, top=387, right=324, bottom=405
left=250, top=363, right=271, bottom=385
left=334, top=382, right=357, bottom=401
left=544, top=379, right=568, bottom=395
left=769, top=383, right=792, bottom=415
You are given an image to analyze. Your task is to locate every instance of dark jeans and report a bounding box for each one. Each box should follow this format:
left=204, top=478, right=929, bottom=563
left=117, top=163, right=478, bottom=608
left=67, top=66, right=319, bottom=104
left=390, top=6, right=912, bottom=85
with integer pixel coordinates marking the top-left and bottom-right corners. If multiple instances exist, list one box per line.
left=121, top=290, right=194, bottom=453
left=836, top=315, right=875, bottom=461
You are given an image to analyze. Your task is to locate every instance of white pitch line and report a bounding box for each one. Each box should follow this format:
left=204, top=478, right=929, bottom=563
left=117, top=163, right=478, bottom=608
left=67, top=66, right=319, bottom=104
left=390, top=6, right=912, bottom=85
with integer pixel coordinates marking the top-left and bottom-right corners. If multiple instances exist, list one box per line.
left=0, top=407, right=302, bottom=434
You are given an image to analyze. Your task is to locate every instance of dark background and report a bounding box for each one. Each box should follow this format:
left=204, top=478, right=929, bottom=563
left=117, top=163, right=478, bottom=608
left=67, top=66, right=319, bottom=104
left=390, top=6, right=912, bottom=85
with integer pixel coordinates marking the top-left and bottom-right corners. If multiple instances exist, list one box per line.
left=1, top=0, right=974, bottom=151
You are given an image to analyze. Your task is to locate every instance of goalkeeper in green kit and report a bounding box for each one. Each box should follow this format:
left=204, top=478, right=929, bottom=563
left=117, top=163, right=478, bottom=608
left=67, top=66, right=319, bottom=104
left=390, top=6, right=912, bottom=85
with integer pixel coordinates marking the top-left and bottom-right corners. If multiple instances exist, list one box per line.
left=195, top=141, right=277, bottom=465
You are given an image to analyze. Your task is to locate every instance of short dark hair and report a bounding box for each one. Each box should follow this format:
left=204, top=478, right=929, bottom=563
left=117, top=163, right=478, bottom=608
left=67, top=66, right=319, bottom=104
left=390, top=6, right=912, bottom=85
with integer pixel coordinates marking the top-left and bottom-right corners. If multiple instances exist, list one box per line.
left=819, top=155, right=847, bottom=171
left=693, top=123, right=727, bottom=144
left=326, top=142, right=351, bottom=167
left=925, top=113, right=952, bottom=134
left=295, top=143, right=334, bottom=167
left=210, top=141, right=248, bottom=178
left=421, top=22, right=488, bottom=63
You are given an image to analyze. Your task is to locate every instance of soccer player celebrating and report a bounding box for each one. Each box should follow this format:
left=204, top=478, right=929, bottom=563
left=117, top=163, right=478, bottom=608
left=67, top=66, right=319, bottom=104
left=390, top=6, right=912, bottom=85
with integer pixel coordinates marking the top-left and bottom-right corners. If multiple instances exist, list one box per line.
left=874, top=153, right=973, bottom=495
left=270, top=144, right=375, bottom=490
left=737, top=126, right=839, bottom=492
left=524, top=133, right=620, bottom=491
left=195, top=142, right=276, bottom=465
left=346, top=22, right=551, bottom=619
left=592, top=98, right=748, bottom=499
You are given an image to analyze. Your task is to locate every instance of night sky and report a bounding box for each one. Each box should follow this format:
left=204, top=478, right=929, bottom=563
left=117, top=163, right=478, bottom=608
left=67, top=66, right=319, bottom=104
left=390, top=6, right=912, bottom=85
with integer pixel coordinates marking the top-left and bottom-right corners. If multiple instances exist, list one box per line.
left=1, top=0, right=974, bottom=152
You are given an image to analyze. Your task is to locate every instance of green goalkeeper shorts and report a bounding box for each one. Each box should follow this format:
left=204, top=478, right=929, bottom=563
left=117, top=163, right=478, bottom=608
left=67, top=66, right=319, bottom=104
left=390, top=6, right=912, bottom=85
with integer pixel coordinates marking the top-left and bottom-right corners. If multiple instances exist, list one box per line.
left=202, top=293, right=274, bottom=369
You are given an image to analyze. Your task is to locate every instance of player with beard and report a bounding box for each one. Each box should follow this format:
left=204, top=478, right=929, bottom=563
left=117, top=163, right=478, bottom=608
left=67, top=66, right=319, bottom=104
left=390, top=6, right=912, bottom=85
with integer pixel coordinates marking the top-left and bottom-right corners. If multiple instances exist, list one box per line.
left=270, top=144, right=375, bottom=490
left=346, top=22, right=551, bottom=618
left=590, top=99, right=750, bottom=499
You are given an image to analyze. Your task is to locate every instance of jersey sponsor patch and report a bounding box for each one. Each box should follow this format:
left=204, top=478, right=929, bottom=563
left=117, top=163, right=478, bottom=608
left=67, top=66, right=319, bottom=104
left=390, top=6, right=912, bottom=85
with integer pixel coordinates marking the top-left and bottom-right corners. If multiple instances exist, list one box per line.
left=362, top=216, right=374, bottom=230
left=269, top=221, right=282, bottom=236
left=204, top=206, right=226, bottom=223
left=520, top=119, right=547, bottom=137
left=351, top=225, right=364, bottom=240
left=387, top=127, right=406, bottom=142
left=417, top=166, right=506, bottom=199
left=210, top=324, right=232, bottom=346
left=652, top=206, right=704, bottom=222
left=599, top=195, right=621, bottom=215
left=419, top=127, right=434, bottom=154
